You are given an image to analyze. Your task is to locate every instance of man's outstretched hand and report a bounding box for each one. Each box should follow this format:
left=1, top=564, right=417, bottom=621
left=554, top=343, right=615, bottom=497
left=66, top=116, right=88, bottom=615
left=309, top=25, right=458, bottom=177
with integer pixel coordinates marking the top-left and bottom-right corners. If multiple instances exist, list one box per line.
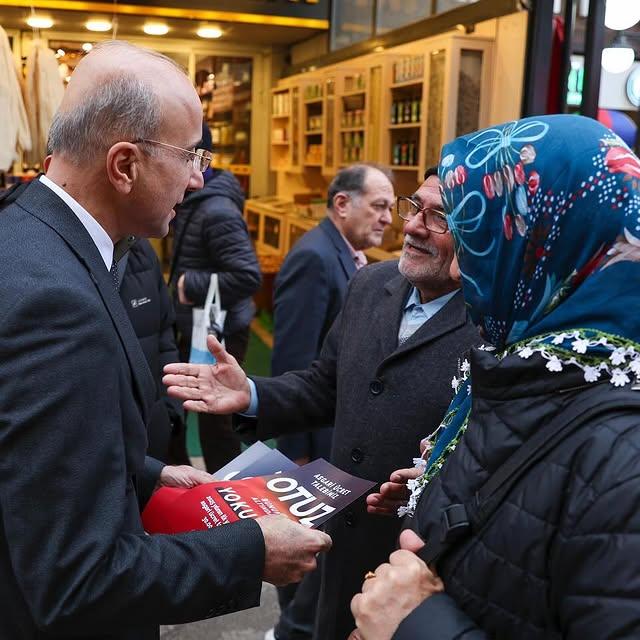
left=257, top=514, right=332, bottom=586
left=163, top=335, right=251, bottom=414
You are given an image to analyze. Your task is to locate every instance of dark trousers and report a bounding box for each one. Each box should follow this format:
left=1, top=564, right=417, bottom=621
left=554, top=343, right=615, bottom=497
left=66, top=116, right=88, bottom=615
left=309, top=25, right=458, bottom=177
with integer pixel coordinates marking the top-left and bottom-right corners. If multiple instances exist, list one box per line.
left=198, top=327, right=250, bottom=473
left=275, top=560, right=321, bottom=640
left=275, top=429, right=332, bottom=640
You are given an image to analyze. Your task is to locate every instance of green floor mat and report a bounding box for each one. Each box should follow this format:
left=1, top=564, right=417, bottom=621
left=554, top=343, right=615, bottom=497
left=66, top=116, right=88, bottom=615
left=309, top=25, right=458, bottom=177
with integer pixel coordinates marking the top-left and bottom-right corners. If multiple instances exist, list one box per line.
left=187, top=330, right=274, bottom=457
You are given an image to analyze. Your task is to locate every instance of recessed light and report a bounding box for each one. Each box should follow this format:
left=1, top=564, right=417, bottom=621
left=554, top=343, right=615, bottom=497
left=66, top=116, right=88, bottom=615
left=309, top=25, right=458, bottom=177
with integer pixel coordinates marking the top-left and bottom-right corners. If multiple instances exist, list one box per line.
left=86, top=18, right=112, bottom=32
left=26, top=15, right=53, bottom=29
left=82, top=42, right=93, bottom=52
left=143, top=22, right=169, bottom=36
left=197, top=25, right=223, bottom=39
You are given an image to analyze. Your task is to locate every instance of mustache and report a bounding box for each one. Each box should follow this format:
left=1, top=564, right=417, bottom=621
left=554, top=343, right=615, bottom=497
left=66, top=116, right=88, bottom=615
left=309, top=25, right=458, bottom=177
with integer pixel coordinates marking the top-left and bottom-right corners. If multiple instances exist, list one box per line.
left=403, top=235, right=438, bottom=256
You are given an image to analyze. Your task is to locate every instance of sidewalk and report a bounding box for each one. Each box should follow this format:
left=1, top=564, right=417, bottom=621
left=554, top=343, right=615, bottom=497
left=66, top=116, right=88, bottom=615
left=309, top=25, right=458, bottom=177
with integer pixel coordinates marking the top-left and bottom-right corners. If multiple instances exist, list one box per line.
left=161, top=583, right=278, bottom=640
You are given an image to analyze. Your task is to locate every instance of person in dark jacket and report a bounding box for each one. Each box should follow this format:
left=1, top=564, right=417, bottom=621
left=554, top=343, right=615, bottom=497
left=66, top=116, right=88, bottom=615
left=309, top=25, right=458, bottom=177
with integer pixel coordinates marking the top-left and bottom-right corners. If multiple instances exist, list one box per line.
left=350, top=115, right=640, bottom=640
left=171, top=121, right=261, bottom=472
left=118, top=237, right=184, bottom=463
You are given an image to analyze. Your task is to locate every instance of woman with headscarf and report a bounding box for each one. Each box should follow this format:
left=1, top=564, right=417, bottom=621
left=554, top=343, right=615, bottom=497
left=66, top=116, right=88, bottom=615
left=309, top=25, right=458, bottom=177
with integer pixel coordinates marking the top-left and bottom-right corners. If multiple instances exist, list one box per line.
left=349, top=114, right=640, bottom=639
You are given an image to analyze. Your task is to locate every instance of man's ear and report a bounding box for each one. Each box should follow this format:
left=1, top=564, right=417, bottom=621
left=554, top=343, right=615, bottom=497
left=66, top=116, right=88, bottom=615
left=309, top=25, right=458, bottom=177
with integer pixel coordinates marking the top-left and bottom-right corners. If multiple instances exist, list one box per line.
left=332, top=192, right=350, bottom=219
left=106, top=142, right=139, bottom=194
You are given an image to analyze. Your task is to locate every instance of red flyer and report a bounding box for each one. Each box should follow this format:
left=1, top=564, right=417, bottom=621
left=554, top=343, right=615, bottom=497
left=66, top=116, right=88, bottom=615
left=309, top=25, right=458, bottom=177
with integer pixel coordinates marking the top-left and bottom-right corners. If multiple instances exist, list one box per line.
left=142, top=458, right=375, bottom=533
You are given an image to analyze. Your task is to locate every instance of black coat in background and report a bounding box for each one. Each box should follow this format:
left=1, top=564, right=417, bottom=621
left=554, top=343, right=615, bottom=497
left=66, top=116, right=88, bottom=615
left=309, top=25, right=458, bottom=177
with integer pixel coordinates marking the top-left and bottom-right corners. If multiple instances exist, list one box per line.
left=273, top=216, right=356, bottom=460
left=0, top=180, right=265, bottom=639
left=394, top=350, right=640, bottom=640
left=119, top=238, right=183, bottom=463
left=237, top=259, right=482, bottom=640
left=171, top=169, right=261, bottom=342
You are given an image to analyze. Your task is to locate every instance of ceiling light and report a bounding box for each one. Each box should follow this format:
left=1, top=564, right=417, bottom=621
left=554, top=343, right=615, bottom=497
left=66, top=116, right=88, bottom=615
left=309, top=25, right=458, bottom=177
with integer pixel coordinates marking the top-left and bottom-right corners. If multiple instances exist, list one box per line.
left=86, top=18, right=112, bottom=32
left=197, top=25, right=223, bottom=39
left=605, top=0, right=640, bottom=31
left=143, top=23, right=169, bottom=36
left=26, top=15, right=53, bottom=29
left=602, top=35, right=636, bottom=74
left=82, top=42, right=93, bottom=52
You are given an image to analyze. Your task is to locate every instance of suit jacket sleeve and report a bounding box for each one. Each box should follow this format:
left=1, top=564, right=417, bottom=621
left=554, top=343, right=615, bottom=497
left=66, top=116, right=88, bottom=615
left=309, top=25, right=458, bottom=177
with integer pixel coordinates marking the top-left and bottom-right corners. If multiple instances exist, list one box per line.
left=183, top=200, right=262, bottom=309
left=235, top=303, right=342, bottom=442
left=270, top=246, right=332, bottom=455
left=0, top=280, right=264, bottom=633
left=392, top=593, right=489, bottom=639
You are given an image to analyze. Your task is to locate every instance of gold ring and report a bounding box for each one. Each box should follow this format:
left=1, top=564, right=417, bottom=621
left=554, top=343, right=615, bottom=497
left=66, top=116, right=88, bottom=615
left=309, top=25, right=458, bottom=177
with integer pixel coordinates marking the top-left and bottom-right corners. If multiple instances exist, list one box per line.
left=364, top=571, right=376, bottom=580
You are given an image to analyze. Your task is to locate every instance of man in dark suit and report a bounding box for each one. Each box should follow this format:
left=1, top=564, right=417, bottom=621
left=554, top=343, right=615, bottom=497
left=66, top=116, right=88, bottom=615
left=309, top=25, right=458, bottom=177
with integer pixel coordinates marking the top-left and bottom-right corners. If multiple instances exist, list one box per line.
left=0, top=40, right=330, bottom=640
left=270, top=163, right=394, bottom=640
left=165, top=169, right=482, bottom=640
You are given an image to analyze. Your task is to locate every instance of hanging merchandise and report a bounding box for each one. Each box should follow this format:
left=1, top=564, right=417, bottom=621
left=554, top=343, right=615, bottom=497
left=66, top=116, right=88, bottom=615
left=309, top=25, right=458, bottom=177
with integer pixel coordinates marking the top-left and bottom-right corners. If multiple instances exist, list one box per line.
left=25, top=40, right=65, bottom=166
left=0, top=26, right=32, bottom=171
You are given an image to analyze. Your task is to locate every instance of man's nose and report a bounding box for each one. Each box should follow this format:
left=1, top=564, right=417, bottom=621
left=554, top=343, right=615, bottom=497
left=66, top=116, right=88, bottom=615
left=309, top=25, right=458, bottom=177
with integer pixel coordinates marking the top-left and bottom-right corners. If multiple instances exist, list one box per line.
left=382, top=206, right=393, bottom=225
left=403, top=212, right=428, bottom=236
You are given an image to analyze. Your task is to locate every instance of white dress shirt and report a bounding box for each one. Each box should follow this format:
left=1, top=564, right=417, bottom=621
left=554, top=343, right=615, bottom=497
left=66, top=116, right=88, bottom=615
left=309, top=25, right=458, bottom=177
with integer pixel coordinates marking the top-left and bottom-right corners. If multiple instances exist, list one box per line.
left=39, top=174, right=114, bottom=270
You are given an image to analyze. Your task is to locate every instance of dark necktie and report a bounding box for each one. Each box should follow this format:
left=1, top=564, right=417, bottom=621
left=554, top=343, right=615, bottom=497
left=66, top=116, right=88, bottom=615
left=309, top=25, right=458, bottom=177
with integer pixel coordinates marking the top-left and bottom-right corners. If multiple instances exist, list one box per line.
left=110, top=259, right=120, bottom=291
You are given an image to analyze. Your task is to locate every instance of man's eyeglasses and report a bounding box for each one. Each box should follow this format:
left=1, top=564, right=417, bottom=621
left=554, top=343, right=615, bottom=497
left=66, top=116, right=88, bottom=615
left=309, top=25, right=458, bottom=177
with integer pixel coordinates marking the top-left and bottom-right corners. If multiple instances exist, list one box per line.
left=396, top=196, right=449, bottom=234
left=133, top=138, right=212, bottom=172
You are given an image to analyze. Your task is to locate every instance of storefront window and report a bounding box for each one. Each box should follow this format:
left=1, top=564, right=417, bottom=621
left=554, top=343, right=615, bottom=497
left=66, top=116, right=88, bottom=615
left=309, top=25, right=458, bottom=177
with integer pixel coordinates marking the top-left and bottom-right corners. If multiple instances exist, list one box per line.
left=376, top=0, right=431, bottom=35
left=195, top=55, right=252, bottom=167
left=330, top=0, right=374, bottom=50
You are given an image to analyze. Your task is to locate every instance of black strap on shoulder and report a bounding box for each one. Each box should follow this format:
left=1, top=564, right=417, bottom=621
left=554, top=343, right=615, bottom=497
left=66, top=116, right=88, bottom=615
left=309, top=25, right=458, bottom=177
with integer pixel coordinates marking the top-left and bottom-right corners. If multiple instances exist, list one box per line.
left=419, top=385, right=640, bottom=566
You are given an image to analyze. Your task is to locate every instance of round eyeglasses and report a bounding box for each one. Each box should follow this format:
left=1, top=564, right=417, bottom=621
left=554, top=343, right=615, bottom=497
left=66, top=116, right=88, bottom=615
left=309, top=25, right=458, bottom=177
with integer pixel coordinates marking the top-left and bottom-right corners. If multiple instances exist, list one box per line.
left=133, top=138, right=212, bottom=172
left=396, top=196, right=449, bottom=234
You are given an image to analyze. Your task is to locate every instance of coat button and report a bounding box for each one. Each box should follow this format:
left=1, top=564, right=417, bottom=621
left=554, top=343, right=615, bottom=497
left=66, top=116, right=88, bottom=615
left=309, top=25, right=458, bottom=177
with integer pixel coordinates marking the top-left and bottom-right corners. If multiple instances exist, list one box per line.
left=345, top=511, right=356, bottom=526
left=351, top=448, right=364, bottom=463
left=369, top=379, right=384, bottom=395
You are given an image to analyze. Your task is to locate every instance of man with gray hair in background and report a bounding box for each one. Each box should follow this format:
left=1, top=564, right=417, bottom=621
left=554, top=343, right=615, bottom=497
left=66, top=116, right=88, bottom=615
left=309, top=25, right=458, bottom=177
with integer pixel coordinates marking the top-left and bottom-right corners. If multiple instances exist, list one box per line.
left=0, top=40, right=330, bottom=640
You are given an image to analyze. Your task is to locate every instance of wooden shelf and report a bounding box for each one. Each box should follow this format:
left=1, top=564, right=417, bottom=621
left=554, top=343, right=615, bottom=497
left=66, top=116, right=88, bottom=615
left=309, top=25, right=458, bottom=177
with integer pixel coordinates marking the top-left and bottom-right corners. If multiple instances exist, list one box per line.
left=304, top=97, right=323, bottom=104
left=389, top=122, right=421, bottom=129
left=391, top=165, right=420, bottom=171
left=340, top=126, right=365, bottom=133
left=272, top=113, right=291, bottom=119
left=271, top=141, right=290, bottom=145
left=342, top=89, right=366, bottom=98
left=304, top=130, right=323, bottom=135
left=304, top=162, right=323, bottom=167
left=390, top=78, right=424, bottom=89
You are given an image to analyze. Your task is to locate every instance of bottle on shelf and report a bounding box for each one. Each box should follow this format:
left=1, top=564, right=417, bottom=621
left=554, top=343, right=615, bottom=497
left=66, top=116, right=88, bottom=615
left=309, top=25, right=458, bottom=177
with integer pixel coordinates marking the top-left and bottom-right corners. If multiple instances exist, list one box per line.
left=392, top=142, right=401, bottom=165
left=411, top=99, right=420, bottom=123
left=391, top=101, right=397, bottom=125
left=400, top=141, right=408, bottom=166
left=408, top=141, right=416, bottom=166
left=403, top=100, right=411, bottom=124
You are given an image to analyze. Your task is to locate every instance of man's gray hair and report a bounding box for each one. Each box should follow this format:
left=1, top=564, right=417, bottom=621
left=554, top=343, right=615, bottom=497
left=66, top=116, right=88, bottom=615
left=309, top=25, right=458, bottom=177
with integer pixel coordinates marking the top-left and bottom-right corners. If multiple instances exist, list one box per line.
left=47, top=41, right=186, bottom=164
left=327, top=163, right=394, bottom=210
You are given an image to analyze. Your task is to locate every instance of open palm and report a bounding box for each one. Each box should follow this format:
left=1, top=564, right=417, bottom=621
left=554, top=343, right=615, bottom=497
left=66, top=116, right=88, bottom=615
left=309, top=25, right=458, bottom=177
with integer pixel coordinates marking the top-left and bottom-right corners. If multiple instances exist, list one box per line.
left=163, top=335, right=251, bottom=414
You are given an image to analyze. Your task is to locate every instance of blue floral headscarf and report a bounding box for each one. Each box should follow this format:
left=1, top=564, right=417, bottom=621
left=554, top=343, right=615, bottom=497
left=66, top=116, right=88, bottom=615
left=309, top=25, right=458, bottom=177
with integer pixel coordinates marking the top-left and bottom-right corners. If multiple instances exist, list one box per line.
left=403, top=115, right=640, bottom=516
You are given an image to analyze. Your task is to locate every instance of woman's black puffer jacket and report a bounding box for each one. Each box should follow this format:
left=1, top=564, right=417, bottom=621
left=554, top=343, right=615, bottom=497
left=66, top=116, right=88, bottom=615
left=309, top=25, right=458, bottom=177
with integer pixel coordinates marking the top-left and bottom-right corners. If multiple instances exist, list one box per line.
left=395, top=348, right=640, bottom=640
left=171, top=169, right=261, bottom=342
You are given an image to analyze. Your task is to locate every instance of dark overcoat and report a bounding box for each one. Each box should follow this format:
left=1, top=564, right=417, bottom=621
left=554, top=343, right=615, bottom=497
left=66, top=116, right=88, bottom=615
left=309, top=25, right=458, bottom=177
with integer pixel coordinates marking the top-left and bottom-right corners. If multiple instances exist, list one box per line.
left=239, top=259, right=481, bottom=639
left=0, top=180, right=264, bottom=639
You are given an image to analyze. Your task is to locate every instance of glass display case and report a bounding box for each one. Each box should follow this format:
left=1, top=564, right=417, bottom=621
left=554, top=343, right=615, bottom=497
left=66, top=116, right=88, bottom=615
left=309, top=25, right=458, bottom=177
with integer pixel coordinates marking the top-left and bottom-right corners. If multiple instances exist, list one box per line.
left=195, top=55, right=252, bottom=182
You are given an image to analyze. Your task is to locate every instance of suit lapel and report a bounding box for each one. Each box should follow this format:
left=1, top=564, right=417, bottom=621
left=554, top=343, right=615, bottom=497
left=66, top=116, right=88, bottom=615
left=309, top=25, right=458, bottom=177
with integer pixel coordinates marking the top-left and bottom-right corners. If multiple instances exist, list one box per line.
left=17, top=180, right=155, bottom=424
left=372, top=271, right=412, bottom=361
left=320, top=218, right=357, bottom=282
left=381, top=288, right=468, bottom=368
